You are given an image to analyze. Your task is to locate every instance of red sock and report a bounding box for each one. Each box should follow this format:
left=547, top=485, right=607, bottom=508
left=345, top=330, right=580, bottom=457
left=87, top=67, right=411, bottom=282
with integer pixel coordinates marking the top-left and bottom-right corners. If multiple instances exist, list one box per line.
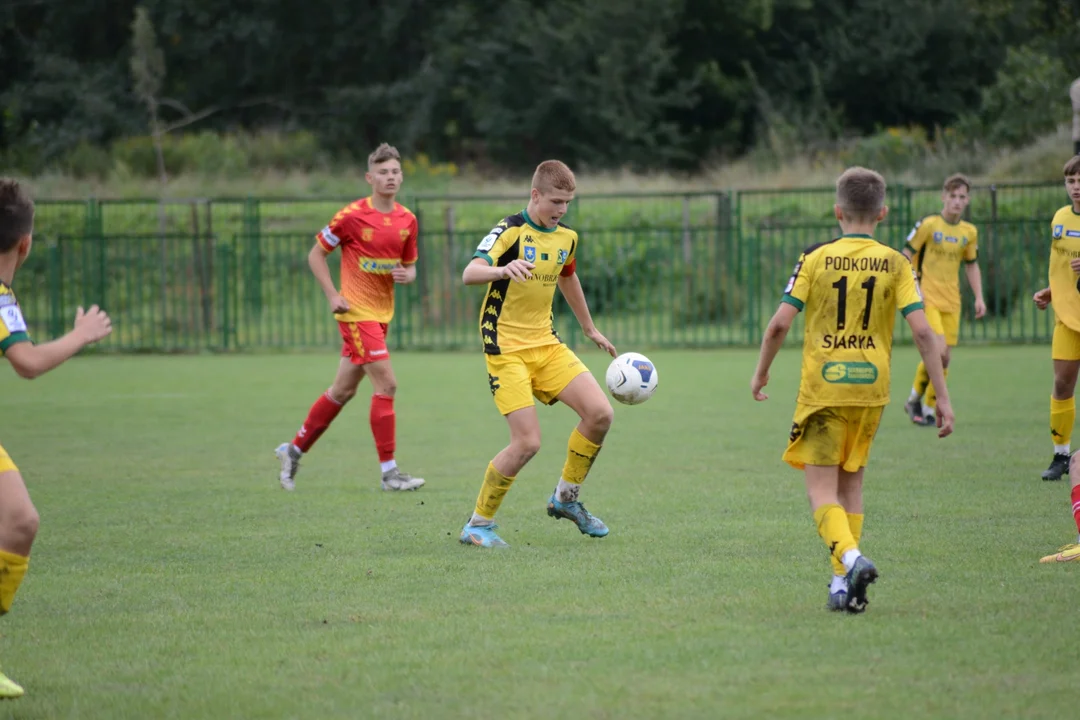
left=1072, top=485, right=1080, bottom=535
left=370, top=393, right=396, bottom=463
left=293, top=391, right=344, bottom=453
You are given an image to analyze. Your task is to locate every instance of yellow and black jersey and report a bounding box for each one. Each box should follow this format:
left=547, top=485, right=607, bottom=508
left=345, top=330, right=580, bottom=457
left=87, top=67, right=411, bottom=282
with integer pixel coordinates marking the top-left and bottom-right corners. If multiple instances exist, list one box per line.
left=473, top=209, right=578, bottom=354
left=782, top=234, right=924, bottom=407
left=0, top=282, right=30, bottom=357
left=1049, top=205, right=1080, bottom=332
left=904, top=214, right=978, bottom=314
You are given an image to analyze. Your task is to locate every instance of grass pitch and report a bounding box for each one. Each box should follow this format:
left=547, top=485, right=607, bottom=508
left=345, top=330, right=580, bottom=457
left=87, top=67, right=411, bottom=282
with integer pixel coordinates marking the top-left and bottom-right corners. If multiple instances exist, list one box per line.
left=0, top=346, right=1072, bottom=719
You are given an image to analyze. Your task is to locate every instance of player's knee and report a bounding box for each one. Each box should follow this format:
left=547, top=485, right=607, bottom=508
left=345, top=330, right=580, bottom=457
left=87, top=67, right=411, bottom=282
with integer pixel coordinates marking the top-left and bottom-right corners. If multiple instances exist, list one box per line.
left=331, top=385, right=358, bottom=404
left=8, top=505, right=38, bottom=545
left=377, top=379, right=398, bottom=397
left=1054, top=376, right=1076, bottom=399
left=513, top=436, right=542, bottom=463
left=585, top=402, right=614, bottom=435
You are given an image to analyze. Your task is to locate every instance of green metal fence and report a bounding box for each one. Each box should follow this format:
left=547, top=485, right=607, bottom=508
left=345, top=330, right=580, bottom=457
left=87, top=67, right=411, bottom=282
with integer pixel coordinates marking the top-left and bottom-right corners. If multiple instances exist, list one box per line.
left=16, top=183, right=1065, bottom=352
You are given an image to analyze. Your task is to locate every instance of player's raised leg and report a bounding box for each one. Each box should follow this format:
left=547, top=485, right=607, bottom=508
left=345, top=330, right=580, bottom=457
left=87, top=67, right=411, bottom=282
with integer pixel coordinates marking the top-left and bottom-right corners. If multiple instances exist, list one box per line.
left=275, top=358, right=362, bottom=490
left=1044, top=356, right=1079, bottom=481
left=1040, top=452, right=1080, bottom=562
left=831, top=469, right=866, bottom=611
left=0, top=453, right=38, bottom=699
left=460, top=406, right=542, bottom=548
left=545, top=369, right=614, bottom=537
left=364, top=358, right=424, bottom=491
left=807, top=464, right=877, bottom=614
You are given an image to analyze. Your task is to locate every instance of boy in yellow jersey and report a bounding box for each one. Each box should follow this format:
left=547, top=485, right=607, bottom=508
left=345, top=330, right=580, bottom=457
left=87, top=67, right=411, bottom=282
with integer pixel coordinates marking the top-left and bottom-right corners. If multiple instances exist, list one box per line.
left=1033, top=155, right=1080, bottom=481
left=901, top=174, right=986, bottom=427
left=0, top=179, right=112, bottom=697
left=751, top=167, right=954, bottom=613
left=458, top=160, right=617, bottom=548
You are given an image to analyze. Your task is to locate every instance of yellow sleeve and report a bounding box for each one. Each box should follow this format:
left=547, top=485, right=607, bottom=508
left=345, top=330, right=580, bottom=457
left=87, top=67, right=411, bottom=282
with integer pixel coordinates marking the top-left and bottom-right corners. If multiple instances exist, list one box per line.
left=781, top=252, right=813, bottom=311
left=905, top=218, right=930, bottom=255
left=898, top=262, right=925, bottom=316
left=473, top=221, right=519, bottom=265
left=964, top=226, right=978, bottom=263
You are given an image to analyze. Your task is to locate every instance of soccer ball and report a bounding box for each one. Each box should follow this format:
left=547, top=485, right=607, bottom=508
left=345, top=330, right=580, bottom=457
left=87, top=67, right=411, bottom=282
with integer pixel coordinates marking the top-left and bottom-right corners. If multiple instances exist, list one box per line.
left=605, top=352, right=658, bottom=405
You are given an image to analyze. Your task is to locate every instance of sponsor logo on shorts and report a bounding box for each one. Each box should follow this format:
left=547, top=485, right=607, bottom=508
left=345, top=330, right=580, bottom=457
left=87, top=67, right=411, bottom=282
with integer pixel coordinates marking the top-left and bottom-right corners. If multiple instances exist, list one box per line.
left=369, top=349, right=388, bottom=357
left=821, top=361, right=879, bottom=384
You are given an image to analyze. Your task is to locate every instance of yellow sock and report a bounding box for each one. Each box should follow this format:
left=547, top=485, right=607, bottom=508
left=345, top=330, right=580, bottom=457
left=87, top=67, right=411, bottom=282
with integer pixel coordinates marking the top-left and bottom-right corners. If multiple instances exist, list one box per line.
left=912, top=362, right=929, bottom=397
left=0, top=549, right=29, bottom=615
left=560, top=428, right=602, bottom=485
left=830, top=512, right=864, bottom=576
left=925, top=367, right=948, bottom=409
left=814, top=504, right=857, bottom=572
left=1051, top=396, right=1076, bottom=449
left=473, top=463, right=515, bottom=521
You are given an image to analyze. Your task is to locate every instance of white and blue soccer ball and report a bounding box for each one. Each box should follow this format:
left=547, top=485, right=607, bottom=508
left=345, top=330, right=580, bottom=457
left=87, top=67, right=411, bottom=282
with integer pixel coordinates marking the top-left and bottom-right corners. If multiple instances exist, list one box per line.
left=605, top=352, right=658, bottom=405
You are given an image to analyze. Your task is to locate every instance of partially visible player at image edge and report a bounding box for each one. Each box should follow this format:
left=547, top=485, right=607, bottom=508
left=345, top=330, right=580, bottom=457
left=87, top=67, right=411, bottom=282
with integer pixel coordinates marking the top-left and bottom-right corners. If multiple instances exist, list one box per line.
left=458, top=159, right=618, bottom=549
left=751, top=167, right=954, bottom=614
left=1033, top=156, right=1080, bottom=482
left=275, top=143, right=425, bottom=492
left=0, top=178, right=113, bottom=698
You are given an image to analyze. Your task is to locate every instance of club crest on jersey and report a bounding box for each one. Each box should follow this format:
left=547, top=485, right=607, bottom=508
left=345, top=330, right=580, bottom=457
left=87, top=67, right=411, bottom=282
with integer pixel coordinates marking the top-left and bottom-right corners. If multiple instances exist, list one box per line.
left=932, top=231, right=943, bottom=243
left=361, top=228, right=374, bottom=242
left=524, top=246, right=537, bottom=262
left=399, top=229, right=410, bottom=242
left=1054, top=224, right=1064, bottom=239
left=557, top=249, right=568, bottom=265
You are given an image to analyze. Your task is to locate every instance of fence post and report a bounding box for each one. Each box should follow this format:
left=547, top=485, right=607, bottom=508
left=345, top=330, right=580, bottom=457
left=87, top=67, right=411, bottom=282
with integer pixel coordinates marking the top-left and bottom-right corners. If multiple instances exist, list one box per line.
left=47, top=239, right=63, bottom=340
left=216, top=243, right=234, bottom=351
left=243, top=196, right=262, bottom=319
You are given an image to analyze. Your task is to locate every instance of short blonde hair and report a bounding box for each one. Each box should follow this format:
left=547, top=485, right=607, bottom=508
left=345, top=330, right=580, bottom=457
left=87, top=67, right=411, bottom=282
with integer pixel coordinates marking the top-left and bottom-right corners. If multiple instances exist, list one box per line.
left=942, top=173, right=971, bottom=193
left=836, top=167, right=886, bottom=223
left=1064, top=155, right=1080, bottom=177
left=531, top=160, right=576, bottom=194
left=368, top=143, right=401, bottom=169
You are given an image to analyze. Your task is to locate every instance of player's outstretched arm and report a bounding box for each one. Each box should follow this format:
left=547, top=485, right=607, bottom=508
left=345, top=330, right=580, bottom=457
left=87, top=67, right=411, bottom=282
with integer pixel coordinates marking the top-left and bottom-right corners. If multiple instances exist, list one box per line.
left=556, top=273, right=615, bottom=356
left=5, top=306, right=111, bottom=380
left=751, top=303, right=798, bottom=401
left=907, top=309, right=954, bottom=437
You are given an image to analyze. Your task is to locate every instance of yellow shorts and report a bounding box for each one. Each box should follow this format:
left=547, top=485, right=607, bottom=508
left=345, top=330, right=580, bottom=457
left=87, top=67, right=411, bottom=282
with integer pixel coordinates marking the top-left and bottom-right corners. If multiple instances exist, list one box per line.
left=924, top=306, right=960, bottom=346
left=0, top=443, right=16, bottom=475
left=484, top=344, right=589, bottom=415
left=1052, top=320, right=1080, bottom=361
left=783, top=404, right=885, bottom=472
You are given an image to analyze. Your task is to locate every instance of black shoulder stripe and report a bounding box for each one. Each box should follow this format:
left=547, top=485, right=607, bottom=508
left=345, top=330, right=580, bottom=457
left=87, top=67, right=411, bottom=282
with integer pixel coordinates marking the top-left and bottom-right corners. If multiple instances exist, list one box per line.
left=800, top=238, right=840, bottom=257
left=504, top=213, right=527, bottom=228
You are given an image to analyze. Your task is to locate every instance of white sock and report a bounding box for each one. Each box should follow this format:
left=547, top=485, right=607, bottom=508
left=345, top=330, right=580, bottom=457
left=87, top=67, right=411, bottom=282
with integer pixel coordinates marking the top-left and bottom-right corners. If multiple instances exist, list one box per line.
left=841, top=549, right=862, bottom=572
left=922, top=404, right=935, bottom=418
left=380, top=460, right=397, bottom=473
left=1055, top=444, right=1070, bottom=456
left=908, top=388, right=921, bottom=403
left=555, top=478, right=581, bottom=503
left=469, top=513, right=493, bottom=527
left=830, top=575, right=847, bottom=594
left=291, top=443, right=302, bottom=455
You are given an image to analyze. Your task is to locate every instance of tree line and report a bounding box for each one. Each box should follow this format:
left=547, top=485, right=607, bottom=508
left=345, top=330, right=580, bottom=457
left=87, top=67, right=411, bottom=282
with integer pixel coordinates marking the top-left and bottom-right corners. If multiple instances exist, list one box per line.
left=1, top=0, right=1077, bottom=172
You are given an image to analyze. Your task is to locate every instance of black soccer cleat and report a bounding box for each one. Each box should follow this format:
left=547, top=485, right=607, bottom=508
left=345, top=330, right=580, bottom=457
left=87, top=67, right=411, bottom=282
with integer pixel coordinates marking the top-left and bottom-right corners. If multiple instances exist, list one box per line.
left=1041, top=453, right=1070, bottom=481
left=903, top=399, right=924, bottom=425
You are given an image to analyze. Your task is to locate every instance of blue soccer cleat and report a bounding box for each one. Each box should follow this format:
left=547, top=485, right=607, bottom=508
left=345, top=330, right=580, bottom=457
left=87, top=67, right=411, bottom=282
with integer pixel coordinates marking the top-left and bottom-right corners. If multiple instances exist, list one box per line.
left=459, top=522, right=509, bottom=548
left=546, top=494, right=609, bottom=537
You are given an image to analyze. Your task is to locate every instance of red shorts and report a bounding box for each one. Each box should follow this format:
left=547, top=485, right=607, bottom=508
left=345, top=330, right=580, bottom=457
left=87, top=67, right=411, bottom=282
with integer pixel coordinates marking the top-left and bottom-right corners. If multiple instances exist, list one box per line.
left=338, top=321, right=390, bottom=365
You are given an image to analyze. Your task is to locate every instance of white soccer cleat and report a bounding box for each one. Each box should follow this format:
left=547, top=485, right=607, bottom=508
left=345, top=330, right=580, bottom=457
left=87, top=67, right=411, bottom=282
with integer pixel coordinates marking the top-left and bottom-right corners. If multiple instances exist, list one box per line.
left=275, top=443, right=302, bottom=491
left=381, top=468, right=425, bottom=491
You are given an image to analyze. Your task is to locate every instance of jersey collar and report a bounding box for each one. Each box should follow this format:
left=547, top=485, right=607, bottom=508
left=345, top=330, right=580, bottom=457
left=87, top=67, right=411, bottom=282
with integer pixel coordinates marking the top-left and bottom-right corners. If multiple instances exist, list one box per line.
left=521, top=208, right=557, bottom=233
left=840, top=233, right=874, bottom=239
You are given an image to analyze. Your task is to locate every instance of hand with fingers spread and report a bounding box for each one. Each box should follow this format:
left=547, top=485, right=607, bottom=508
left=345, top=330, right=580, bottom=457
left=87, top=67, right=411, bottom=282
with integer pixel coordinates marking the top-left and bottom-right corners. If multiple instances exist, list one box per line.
left=74, top=305, right=112, bottom=344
